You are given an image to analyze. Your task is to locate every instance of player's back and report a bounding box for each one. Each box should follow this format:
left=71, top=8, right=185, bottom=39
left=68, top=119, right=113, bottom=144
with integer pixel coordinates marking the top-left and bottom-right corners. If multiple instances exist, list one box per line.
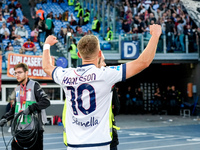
left=52, top=64, right=126, bottom=147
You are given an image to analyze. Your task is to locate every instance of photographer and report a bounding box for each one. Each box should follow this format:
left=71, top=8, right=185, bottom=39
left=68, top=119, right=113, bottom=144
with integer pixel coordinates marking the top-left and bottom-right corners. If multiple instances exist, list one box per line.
left=0, top=63, right=50, bottom=150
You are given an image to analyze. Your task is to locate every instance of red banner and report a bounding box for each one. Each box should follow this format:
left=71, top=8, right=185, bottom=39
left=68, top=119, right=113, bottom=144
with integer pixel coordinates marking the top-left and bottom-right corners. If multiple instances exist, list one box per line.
left=0, top=55, right=2, bottom=91
left=7, top=53, right=54, bottom=80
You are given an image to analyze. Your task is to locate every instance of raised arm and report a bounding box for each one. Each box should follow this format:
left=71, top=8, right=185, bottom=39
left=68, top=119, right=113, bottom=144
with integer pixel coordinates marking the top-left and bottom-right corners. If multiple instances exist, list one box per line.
left=42, top=35, right=58, bottom=77
left=126, top=24, right=162, bottom=79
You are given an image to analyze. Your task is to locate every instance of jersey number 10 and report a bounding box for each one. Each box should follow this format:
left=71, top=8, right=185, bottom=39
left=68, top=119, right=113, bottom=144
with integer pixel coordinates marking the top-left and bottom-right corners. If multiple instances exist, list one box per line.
left=67, top=83, right=96, bottom=115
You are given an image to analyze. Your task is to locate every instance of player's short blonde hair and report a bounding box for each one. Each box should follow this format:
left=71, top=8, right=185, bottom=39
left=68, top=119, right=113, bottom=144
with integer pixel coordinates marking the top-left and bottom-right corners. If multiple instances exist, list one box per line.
left=77, top=35, right=99, bottom=60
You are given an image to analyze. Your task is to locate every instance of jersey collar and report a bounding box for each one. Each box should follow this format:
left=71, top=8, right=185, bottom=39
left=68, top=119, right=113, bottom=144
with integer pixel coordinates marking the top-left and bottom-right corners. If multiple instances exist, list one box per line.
left=78, top=64, right=95, bottom=67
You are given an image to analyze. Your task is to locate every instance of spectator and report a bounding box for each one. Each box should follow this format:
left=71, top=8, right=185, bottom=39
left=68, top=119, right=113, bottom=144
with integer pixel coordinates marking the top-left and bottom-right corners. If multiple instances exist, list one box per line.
left=62, top=10, right=69, bottom=22
left=54, top=14, right=59, bottom=20
left=185, top=24, right=195, bottom=52
left=83, top=9, right=90, bottom=25
left=10, top=8, right=17, bottom=17
left=13, top=34, right=24, bottom=46
left=68, top=13, right=77, bottom=26
left=36, top=7, right=45, bottom=20
left=138, top=4, right=146, bottom=15
left=38, top=18, right=46, bottom=43
left=77, top=5, right=84, bottom=18
left=31, top=27, right=38, bottom=42
left=68, top=39, right=78, bottom=67
left=15, top=16, right=21, bottom=25
left=75, top=26, right=84, bottom=37
left=169, top=85, right=178, bottom=115
left=127, top=12, right=133, bottom=25
left=0, top=14, right=6, bottom=23
left=165, top=17, right=176, bottom=52
left=70, top=28, right=75, bottom=36
left=77, top=16, right=84, bottom=26
left=92, top=16, right=100, bottom=33
left=132, top=4, right=138, bottom=16
left=5, top=42, right=13, bottom=51
left=8, top=22, right=14, bottom=32
left=176, top=5, right=182, bottom=15
left=3, top=5, right=9, bottom=14
left=58, top=27, right=65, bottom=39
left=8, top=0, right=16, bottom=9
left=21, top=38, right=37, bottom=53
left=58, top=13, right=62, bottom=21
left=7, top=14, right=15, bottom=24
left=105, top=27, right=113, bottom=41
left=15, top=1, right=22, bottom=10
left=3, top=8, right=10, bottom=16
left=2, top=31, right=9, bottom=40
left=22, top=16, right=29, bottom=25
left=175, top=15, right=186, bottom=52
left=149, top=13, right=157, bottom=24
left=122, top=19, right=130, bottom=33
left=133, top=14, right=139, bottom=26
left=29, top=0, right=36, bottom=19
left=153, top=1, right=159, bottom=11
left=150, top=5, right=165, bottom=21
left=5, top=46, right=14, bottom=59
left=45, top=14, right=54, bottom=38
left=11, top=25, right=16, bottom=33
left=153, top=87, right=162, bottom=115
left=137, top=18, right=145, bottom=33
left=125, top=86, right=134, bottom=114
left=130, top=26, right=139, bottom=41
left=15, top=24, right=28, bottom=38
left=74, top=0, right=80, bottom=12
left=34, top=14, right=40, bottom=26
left=119, top=5, right=124, bottom=17
left=66, top=24, right=72, bottom=32
left=135, top=87, right=144, bottom=114
left=49, top=11, right=54, bottom=19
left=0, top=23, right=10, bottom=41
left=10, top=30, right=17, bottom=40
left=68, top=0, right=74, bottom=6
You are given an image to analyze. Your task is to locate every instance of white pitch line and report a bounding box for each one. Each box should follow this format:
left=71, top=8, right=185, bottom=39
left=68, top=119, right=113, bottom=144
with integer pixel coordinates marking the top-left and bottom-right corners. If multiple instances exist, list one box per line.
left=44, top=136, right=63, bottom=140
left=46, top=148, right=67, bottom=150
left=0, top=136, right=63, bottom=144
left=128, top=142, right=200, bottom=150
left=44, top=141, right=64, bottom=145
left=120, top=135, right=159, bottom=140
left=120, top=137, right=189, bottom=145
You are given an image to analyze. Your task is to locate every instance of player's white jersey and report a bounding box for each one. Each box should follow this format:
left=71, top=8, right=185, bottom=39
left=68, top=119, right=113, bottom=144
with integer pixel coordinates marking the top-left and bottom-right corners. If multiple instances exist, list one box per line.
left=53, top=64, right=126, bottom=147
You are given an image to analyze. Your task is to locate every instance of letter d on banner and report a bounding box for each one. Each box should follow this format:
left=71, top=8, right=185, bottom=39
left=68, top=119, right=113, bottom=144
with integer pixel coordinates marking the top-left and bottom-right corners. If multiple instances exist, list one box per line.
left=121, top=41, right=139, bottom=59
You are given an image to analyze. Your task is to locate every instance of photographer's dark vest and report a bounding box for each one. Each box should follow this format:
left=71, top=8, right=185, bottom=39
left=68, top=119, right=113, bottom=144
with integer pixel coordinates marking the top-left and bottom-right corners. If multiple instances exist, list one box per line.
left=15, top=79, right=47, bottom=130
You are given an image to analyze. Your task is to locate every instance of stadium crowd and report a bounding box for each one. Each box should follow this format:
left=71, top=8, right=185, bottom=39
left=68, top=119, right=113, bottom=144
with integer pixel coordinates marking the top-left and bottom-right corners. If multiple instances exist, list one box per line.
left=1, top=0, right=200, bottom=61
left=115, top=0, right=199, bottom=52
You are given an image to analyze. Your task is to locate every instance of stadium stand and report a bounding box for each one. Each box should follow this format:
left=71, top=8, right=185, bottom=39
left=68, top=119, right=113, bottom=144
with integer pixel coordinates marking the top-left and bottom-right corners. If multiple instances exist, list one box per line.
left=1, top=0, right=200, bottom=71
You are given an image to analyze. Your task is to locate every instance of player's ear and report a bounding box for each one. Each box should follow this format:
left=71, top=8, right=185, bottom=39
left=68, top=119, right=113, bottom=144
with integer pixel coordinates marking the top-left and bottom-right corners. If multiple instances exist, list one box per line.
left=77, top=52, right=82, bottom=58
left=98, top=50, right=102, bottom=58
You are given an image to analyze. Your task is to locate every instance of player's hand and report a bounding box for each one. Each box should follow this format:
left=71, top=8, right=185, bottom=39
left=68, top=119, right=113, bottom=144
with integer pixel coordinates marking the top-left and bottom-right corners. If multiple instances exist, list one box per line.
left=45, top=35, right=58, bottom=46
left=150, top=24, right=162, bottom=37
left=0, top=118, right=7, bottom=127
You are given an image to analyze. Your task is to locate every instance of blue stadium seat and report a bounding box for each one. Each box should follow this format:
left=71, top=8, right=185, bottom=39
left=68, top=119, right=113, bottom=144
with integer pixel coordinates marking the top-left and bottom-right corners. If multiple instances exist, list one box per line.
left=102, top=42, right=111, bottom=50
